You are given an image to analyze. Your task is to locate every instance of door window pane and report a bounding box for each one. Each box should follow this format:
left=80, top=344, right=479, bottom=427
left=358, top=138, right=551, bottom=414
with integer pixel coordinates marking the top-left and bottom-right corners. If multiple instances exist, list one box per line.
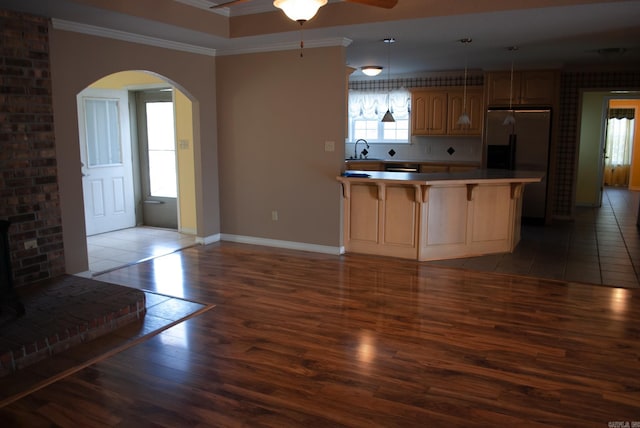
left=145, top=102, right=177, bottom=197
left=84, top=99, right=122, bottom=167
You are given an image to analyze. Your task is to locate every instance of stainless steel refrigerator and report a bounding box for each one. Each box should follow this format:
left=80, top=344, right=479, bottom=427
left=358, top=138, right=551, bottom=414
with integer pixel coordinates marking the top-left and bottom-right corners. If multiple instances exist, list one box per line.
left=485, top=108, right=551, bottom=223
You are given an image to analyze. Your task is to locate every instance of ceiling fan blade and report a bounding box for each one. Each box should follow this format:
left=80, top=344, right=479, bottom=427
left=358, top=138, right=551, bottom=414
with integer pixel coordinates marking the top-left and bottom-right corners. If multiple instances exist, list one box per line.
left=345, top=0, right=398, bottom=8
left=209, top=0, right=253, bottom=9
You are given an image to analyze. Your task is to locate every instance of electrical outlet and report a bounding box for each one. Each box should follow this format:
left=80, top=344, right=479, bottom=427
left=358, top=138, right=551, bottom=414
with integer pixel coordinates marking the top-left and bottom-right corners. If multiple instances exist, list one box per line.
left=324, top=140, right=335, bottom=152
left=271, top=210, right=278, bottom=221
left=24, top=239, right=37, bottom=250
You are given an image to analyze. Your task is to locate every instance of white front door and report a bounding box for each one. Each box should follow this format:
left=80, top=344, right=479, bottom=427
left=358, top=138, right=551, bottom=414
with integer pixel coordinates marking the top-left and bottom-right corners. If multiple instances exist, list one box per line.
left=77, top=89, right=136, bottom=236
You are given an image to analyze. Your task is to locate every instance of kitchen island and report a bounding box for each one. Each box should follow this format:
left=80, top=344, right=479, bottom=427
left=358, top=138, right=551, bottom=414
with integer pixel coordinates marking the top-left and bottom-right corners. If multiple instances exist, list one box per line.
left=337, top=169, right=544, bottom=261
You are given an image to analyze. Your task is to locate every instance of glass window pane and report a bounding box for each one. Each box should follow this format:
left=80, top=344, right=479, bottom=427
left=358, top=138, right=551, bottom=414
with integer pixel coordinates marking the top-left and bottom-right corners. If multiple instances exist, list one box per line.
left=146, top=102, right=175, bottom=150
left=145, top=101, right=177, bottom=197
left=148, top=151, right=177, bottom=197
left=84, top=99, right=121, bottom=167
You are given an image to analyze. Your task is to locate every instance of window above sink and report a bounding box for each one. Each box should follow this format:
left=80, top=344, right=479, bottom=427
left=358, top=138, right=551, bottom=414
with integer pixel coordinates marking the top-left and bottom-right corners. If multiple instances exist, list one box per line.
left=348, top=89, right=411, bottom=144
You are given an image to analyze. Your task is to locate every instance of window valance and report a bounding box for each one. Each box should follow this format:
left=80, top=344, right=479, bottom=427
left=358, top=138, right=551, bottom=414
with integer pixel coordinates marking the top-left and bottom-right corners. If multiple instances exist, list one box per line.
left=608, top=108, right=635, bottom=120
left=348, top=89, right=410, bottom=121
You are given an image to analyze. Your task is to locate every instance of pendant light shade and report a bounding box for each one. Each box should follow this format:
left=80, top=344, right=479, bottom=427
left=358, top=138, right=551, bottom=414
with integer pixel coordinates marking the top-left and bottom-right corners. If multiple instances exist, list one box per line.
left=381, top=109, right=395, bottom=122
left=273, top=0, right=327, bottom=23
left=457, top=112, right=471, bottom=126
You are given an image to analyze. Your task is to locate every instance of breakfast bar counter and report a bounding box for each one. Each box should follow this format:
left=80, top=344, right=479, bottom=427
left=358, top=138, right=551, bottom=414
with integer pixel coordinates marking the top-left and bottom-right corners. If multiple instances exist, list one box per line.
left=337, top=169, right=544, bottom=261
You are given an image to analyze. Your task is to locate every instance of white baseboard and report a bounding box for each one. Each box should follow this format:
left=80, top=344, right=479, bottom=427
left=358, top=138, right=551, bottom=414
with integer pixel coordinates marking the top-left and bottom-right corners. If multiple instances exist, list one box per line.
left=221, top=234, right=342, bottom=255
left=196, top=234, right=221, bottom=245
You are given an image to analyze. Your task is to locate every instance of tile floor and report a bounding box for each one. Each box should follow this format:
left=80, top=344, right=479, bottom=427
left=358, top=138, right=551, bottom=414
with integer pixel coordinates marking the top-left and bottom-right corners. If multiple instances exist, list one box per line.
left=87, top=227, right=197, bottom=275
left=426, top=186, right=640, bottom=288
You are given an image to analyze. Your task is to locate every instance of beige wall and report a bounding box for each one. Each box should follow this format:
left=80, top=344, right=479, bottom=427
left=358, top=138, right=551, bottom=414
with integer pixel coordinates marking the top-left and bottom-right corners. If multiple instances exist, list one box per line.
left=216, top=47, right=346, bottom=247
left=49, top=28, right=219, bottom=273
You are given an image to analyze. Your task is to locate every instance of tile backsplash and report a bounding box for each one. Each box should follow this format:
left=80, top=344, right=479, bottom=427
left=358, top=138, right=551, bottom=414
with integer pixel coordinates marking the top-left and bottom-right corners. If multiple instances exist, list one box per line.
left=346, top=136, right=483, bottom=163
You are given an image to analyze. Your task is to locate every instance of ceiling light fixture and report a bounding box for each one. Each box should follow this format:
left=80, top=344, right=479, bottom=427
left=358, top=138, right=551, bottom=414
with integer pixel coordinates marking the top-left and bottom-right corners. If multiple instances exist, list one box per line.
left=381, top=37, right=396, bottom=123
left=361, top=66, right=383, bottom=77
left=457, top=38, right=472, bottom=126
left=273, top=0, right=328, bottom=23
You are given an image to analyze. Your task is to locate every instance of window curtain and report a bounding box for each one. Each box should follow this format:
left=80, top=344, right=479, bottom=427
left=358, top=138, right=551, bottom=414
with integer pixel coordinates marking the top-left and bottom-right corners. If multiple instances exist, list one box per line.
left=348, top=89, right=411, bottom=121
left=604, top=109, right=635, bottom=186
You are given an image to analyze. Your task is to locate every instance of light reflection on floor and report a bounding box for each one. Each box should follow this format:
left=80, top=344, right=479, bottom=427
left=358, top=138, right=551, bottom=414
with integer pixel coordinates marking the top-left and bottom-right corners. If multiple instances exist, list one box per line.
left=152, top=253, right=186, bottom=298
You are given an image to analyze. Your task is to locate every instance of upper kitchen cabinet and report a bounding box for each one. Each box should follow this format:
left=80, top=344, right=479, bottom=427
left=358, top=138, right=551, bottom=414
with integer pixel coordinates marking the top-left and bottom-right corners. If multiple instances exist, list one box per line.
left=447, top=87, right=484, bottom=136
left=411, top=90, right=448, bottom=135
left=485, top=70, right=559, bottom=106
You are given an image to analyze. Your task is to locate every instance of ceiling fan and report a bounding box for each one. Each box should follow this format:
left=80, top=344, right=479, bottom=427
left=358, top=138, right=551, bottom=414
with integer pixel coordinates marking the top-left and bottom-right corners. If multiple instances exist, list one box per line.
left=211, top=0, right=398, bottom=24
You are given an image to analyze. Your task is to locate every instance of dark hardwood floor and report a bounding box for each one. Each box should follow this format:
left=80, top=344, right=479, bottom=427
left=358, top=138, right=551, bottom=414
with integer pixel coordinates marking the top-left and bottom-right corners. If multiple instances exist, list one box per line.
left=1, top=242, right=639, bottom=427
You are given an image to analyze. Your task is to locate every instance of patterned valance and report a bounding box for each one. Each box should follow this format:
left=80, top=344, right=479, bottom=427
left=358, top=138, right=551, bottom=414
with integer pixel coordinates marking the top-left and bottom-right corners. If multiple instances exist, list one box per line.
left=608, top=108, right=635, bottom=119
left=349, top=73, right=483, bottom=91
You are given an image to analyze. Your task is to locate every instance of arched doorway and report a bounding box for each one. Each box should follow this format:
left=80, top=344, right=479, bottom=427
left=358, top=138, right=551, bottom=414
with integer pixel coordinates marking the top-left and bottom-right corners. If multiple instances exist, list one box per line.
left=77, top=71, right=198, bottom=273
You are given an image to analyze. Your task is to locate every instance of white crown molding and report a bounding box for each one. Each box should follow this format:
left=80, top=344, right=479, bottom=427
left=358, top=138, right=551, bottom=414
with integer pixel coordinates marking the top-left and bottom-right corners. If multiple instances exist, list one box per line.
left=51, top=18, right=217, bottom=57
left=217, top=36, right=352, bottom=56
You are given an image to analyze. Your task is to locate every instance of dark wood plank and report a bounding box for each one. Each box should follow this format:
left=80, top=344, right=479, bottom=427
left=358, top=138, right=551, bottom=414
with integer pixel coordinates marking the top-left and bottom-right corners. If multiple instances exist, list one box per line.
left=1, top=242, right=639, bottom=427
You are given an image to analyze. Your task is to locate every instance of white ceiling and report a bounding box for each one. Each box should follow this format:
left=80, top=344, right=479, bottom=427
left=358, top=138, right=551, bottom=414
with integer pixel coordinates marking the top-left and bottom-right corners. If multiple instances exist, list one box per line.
left=2, top=0, right=640, bottom=79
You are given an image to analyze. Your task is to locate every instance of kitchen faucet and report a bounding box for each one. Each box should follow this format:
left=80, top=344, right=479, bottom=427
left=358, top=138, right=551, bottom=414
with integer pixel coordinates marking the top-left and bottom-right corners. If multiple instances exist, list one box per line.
left=354, top=139, right=370, bottom=159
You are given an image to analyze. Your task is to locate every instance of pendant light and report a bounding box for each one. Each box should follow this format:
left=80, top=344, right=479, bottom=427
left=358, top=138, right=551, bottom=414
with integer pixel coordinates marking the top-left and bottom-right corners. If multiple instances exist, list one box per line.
left=457, top=38, right=472, bottom=126
left=381, top=37, right=396, bottom=123
left=273, top=0, right=327, bottom=23
left=503, top=46, right=518, bottom=126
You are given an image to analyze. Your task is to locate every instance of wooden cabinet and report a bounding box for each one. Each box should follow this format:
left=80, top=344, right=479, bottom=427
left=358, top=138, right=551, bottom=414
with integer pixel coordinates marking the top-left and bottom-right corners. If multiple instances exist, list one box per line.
left=447, top=87, right=484, bottom=136
left=419, top=165, right=448, bottom=173
left=345, top=161, right=383, bottom=171
left=411, top=90, right=448, bottom=135
left=411, top=87, right=484, bottom=136
left=485, top=70, right=558, bottom=106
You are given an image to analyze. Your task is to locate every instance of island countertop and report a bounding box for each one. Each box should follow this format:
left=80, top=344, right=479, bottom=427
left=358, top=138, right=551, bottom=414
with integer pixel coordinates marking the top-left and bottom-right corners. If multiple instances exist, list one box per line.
left=338, top=169, right=545, bottom=185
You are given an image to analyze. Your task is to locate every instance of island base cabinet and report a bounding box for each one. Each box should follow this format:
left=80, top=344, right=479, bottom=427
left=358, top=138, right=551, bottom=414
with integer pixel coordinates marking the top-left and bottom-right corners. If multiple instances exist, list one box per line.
left=419, top=185, right=469, bottom=260
left=341, top=179, right=526, bottom=261
left=419, top=183, right=520, bottom=260
left=343, top=183, right=419, bottom=259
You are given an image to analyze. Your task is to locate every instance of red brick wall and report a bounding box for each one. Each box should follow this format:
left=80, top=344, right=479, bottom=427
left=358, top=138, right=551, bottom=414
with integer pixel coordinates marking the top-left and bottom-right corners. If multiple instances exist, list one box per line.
left=0, top=10, right=65, bottom=287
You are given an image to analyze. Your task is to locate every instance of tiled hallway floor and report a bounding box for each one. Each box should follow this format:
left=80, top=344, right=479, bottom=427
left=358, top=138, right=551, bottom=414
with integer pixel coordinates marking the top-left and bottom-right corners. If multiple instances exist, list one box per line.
left=87, top=227, right=197, bottom=275
left=426, top=187, right=640, bottom=288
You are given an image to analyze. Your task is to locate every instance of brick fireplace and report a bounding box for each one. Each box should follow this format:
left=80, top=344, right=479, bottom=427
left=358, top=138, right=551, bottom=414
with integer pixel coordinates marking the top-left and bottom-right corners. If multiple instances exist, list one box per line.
left=0, top=10, right=65, bottom=288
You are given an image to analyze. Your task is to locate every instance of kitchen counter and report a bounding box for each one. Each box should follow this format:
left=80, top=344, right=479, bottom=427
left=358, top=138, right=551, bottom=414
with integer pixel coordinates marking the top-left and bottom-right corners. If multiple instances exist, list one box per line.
left=337, top=169, right=543, bottom=261
left=341, top=169, right=544, bottom=185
